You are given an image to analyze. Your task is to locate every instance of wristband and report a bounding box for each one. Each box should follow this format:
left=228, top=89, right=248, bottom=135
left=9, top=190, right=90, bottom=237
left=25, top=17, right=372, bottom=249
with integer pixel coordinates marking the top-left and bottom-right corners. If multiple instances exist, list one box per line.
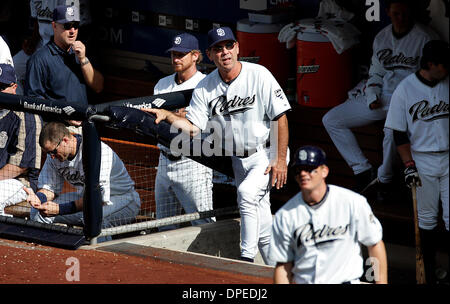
left=404, top=160, right=416, bottom=168
left=58, top=201, right=77, bottom=215
left=36, top=192, right=47, bottom=203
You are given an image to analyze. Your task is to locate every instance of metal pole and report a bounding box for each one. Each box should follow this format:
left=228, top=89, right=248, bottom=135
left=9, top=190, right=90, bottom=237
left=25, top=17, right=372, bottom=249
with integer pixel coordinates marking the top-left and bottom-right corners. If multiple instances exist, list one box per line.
left=98, top=207, right=239, bottom=237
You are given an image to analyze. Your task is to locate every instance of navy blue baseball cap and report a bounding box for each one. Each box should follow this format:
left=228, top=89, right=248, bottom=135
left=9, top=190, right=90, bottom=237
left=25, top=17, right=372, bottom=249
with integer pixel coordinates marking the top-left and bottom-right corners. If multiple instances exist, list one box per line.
left=53, top=5, right=80, bottom=23
left=166, top=33, right=199, bottom=53
left=291, top=146, right=327, bottom=169
left=207, top=27, right=236, bottom=48
left=0, top=63, right=17, bottom=85
left=421, top=40, right=449, bottom=69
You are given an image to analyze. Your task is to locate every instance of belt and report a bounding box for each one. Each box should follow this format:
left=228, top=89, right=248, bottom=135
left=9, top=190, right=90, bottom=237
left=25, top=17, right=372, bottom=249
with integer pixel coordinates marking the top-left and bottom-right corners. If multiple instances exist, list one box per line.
left=235, top=142, right=270, bottom=159
left=160, top=150, right=182, bottom=161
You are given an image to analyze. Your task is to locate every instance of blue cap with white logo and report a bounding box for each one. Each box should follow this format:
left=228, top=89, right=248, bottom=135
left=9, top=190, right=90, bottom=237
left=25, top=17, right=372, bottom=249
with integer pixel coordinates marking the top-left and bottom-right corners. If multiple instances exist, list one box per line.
left=207, top=27, right=236, bottom=48
left=53, top=5, right=80, bottom=23
left=166, top=33, right=199, bottom=53
left=291, top=145, right=327, bottom=168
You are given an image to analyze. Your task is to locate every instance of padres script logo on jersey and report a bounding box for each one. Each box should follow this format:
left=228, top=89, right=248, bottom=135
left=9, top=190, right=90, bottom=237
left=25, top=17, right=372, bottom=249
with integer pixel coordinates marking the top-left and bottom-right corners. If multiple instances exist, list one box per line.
left=377, top=49, right=419, bottom=70
left=294, top=223, right=350, bottom=247
left=58, top=167, right=85, bottom=187
left=209, top=94, right=256, bottom=116
left=33, top=1, right=53, bottom=20
left=409, top=100, right=449, bottom=122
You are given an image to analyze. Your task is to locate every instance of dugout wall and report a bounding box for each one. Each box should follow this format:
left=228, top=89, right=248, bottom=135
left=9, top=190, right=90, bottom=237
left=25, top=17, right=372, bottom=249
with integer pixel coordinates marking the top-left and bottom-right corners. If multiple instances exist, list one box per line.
left=0, top=91, right=238, bottom=247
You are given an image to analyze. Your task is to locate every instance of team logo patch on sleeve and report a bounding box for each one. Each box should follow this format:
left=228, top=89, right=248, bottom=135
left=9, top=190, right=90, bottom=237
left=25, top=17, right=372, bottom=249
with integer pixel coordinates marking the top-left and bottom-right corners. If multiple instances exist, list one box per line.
left=274, top=89, right=284, bottom=99
left=0, top=131, right=7, bottom=149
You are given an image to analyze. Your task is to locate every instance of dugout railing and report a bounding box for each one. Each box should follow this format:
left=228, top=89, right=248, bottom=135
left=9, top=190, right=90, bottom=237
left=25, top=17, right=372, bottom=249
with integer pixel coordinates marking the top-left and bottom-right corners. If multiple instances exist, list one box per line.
left=0, top=91, right=239, bottom=247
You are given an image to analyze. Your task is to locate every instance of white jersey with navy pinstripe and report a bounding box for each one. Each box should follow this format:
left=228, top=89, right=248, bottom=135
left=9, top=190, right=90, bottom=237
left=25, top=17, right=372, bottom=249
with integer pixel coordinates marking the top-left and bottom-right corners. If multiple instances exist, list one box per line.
left=154, top=71, right=205, bottom=154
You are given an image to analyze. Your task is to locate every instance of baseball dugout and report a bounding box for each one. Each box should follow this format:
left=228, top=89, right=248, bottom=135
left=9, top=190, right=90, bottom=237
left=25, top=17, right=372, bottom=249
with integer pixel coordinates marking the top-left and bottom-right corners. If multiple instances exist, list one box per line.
left=0, top=90, right=238, bottom=247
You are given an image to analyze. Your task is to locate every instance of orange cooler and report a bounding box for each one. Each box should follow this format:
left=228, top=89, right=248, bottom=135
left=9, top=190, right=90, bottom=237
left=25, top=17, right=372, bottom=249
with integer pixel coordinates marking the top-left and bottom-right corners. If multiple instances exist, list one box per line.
left=237, top=19, right=290, bottom=89
left=296, top=31, right=353, bottom=108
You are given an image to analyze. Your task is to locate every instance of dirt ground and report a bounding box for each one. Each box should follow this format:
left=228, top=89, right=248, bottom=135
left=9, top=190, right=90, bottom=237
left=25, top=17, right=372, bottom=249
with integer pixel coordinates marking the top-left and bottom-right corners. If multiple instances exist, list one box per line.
left=0, top=238, right=272, bottom=284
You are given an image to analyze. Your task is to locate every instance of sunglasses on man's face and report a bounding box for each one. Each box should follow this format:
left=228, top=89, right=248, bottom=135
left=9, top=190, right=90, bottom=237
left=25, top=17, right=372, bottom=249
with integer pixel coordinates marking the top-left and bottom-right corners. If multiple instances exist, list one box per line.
left=211, top=41, right=235, bottom=53
left=48, top=137, right=63, bottom=156
left=295, top=165, right=320, bottom=175
left=63, top=21, right=80, bottom=30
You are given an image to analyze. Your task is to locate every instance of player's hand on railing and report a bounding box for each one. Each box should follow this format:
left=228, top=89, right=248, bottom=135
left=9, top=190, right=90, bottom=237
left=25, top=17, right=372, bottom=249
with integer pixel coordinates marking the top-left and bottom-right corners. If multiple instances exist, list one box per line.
left=404, top=161, right=421, bottom=188
left=141, top=108, right=169, bottom=124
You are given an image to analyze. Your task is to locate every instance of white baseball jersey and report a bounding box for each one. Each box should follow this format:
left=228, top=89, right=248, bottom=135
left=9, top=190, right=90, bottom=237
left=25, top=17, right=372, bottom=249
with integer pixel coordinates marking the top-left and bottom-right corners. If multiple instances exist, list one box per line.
left=153, top=70, right=215, bottom=229
left=155, top=71, right=233, bottom=185
left=154, top=71, right=205, bottom=95
left=385, top=73, right=449, bottom=154
left=385, top=73, right=449, bottom=231
left=38, top=136, right=135, bottom=205
left=364, top=23, right=438, bottom=108
left=269, top=185, right=383, bottom=284
left=154, top=70, right=206, bottom=154
left=30, top=0, right=92, bottom=46
left=186, top=61, right=291, bottom=154
left=0, top=36, right=13, bottom=66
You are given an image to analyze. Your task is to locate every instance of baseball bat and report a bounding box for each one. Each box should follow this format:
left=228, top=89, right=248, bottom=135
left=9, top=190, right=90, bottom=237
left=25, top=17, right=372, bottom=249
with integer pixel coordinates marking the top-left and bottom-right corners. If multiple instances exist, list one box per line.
left=411, top=184, right=426, bottom=284
left=0, top=92, right=93, bottom=121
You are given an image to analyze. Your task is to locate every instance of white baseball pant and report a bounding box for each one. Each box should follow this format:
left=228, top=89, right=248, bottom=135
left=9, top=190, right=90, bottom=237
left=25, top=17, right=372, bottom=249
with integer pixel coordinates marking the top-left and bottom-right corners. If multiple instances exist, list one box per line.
left=0, top=179, right=28, bottom=216
left=232, top=147, right=276, bottom=265
left=155, top=155, right=214, bottom=231
left=413, top=151, right=449, bottom=231
left=322, top=94, right=396, bottom=183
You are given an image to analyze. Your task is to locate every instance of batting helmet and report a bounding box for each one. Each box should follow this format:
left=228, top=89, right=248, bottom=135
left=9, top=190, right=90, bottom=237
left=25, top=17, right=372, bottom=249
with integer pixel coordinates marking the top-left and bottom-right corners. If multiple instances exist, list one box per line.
left=291, top=145, right=327, bottom=169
